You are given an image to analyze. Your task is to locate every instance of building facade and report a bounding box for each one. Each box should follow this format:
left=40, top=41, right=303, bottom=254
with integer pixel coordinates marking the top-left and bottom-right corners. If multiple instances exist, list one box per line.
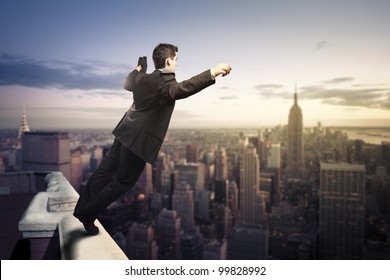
left=319, top=162, right=366, bottom=259
left=287, top=91, right=304, bottom=179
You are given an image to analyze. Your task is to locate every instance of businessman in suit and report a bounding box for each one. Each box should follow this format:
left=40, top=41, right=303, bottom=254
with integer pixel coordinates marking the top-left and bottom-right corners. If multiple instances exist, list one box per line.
left=73, top=43, right=232, bottom=235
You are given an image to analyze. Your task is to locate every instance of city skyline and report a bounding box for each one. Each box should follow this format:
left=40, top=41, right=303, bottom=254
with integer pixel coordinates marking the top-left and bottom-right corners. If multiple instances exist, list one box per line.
left=1, top=0, right=389, bottom=129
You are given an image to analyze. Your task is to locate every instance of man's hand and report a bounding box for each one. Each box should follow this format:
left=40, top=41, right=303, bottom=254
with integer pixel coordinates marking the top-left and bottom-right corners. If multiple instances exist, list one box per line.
left=212, top=64, right=232, bottom=77
left=135, top=56, right=147, bottom=72
left=138, top=56, right=147, bottom=73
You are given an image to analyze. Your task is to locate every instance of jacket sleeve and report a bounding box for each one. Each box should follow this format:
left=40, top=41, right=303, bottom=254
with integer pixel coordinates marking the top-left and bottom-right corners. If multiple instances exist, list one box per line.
left=123, top=70, right=141, bottom=92
left=162, top=70, right=216, bottom=100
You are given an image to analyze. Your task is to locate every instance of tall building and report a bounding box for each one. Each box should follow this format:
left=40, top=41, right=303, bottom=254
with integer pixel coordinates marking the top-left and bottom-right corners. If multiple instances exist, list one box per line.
left=268, top=143, right=281, bottom=169
left=186, top=144, right=199, bottom=163
left=197, top=190, right=211, bottom=221
left=287, top=89, right=304, bottom=179
left=172, top=182, right=195, bottom=233
left=228, top=147, right=268, bottom=260
left=203, top=239, right=227, bottom=260
left=135, top=163, right=153, bottom=197
left=153, top=153, right=169, bottom=193
left=267, top=143, right=281, bottom=204
left=17, top=107, right=30, bottom=149
left=239, top=147, right=260, bottom=225
left=126, top=223, right=158, bottom=260
left=21, top=132, right=71, bottom=181
left=70, top=149, right=82, bottom=192
left=319, top=162, right=365, bottom=259
left=215, top=204, right=230, bottom=240
left=214, top=179, right=229, bottom=205
left=15, top=108, right=31, bottom=171
left=175, top=162, right=205, bottom=197
left=155, top=209, right=181, bottom=260
left=214, top=147, right=228, bottom=180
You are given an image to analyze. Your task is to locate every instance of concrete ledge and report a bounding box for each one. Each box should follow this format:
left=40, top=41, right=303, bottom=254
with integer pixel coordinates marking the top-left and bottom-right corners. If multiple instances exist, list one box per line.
left=59, top=214, right=128, bottom=260
left=18, top=171, right=128, bottom=260
left=18, top=192, right=69, bottom=238
left=18, top=172, right=79, bottom=238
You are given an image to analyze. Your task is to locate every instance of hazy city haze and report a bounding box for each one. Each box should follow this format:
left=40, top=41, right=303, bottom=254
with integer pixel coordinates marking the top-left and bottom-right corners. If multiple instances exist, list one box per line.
left=0, top=0, right=389, bottom=129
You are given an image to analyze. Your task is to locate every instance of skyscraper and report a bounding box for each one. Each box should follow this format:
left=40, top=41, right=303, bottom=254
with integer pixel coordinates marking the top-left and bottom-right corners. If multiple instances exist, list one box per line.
left=172, top=182, right=194, bottom=233
left=228, top=147, right=268, bottom=259
left=215, top=147, right=228, bottom=180
left=21, top=132, right=71, bottom=180
left=267, top=143, right=282, bottom=205
left=319, top=162, right=365, bottom=259
left=186, top=144, right=199, bottom=163
left=156, top=209, right=181, bottom=260
left=175, top=162, right=205, bottom=197
left=17, top=107, right=30, bottom=149
left=239, top=147, right=260, bottom=225
left=126, top=223, right=158, bottom=260
left=287, top=89, right=304, bottom=179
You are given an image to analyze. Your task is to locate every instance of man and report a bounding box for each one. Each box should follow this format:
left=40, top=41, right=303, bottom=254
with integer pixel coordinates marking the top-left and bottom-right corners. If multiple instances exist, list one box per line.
left=73, top=43, right=232, bottom=235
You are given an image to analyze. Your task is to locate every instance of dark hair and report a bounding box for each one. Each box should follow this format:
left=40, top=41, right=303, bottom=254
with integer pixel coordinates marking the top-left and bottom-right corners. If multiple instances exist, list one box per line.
left=152, top=43, right=178, bottom=69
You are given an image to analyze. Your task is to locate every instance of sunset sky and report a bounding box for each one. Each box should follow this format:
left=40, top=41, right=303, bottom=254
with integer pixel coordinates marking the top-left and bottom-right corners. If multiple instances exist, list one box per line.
left=0, top=0, right=389, bottom=129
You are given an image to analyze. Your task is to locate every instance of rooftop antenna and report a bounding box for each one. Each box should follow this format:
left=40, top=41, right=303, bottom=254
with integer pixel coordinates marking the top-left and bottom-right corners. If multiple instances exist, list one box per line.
left=294, top=81, right=298, bottom=105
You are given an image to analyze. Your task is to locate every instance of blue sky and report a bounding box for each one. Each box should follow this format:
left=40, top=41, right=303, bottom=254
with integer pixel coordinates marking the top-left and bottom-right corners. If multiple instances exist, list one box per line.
left=0, top=0, right=389, bottom=129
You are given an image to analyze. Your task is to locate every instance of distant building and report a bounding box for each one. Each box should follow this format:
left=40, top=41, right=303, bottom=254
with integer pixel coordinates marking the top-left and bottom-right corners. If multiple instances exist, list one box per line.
left=15, top=108, right=31, bottom=171
left=214, top=179, right=228, bottom=205
left=228, top=147, right=268, bottom=259
left=186, top=144, right=199, bottom=163
left=172, top=182, right=195, bottom=233
left=0, top=171, right=47, bottom=259
left=155, top=209, right=181, bottom=260
left=215, top=204, right=230, bottom=240
left=175, top=162, right=205, bottom=196
left=319, top=162, right=365, bottom=259
left=228, top=223, right=268, bottom=260
left=203, top=239, right=227, bottom=260
left=21, top=132, right=71, bottom=181
left=287, top=89, right=304, bottom=179
left=70, top=149, right=82, bottom=192
left=180, top=227, right=203, bottom=260
left=17, top=108, right=30, bottom=149
left=239, top=147, right=261, bottom=225
left=267, top=143, right=281, bottom=169
left=126, top=223, right=157, bottom=260
left=214, top=147, right=228, bottom=180
left=197, top=190, right=211, bottom=221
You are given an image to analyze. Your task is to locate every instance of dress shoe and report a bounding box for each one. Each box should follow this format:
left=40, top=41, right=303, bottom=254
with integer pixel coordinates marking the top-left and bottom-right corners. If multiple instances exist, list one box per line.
left=73, top=212, right=99, bottom=235
left=81, top=221, right=99, bottom=235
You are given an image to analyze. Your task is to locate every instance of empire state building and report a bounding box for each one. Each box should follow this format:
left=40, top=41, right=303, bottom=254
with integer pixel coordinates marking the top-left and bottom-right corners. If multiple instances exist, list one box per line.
left=287, top=89, right=304, bottom=179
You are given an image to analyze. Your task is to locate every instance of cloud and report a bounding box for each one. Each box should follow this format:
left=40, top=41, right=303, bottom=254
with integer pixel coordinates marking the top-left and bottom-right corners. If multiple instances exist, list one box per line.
left=254, top=84, right=286, bottom=99
left=0, top=52, right=128, bottom=90
left=255, top=84, right=283, bottom=89
left=220, top=95, right=238, bottom=100
left=252, top=79, right=390, bottom=111
left=315, top=40, right=333, bottom=50
left=300, top=86, right=390, bottom=109
left=324, top=77, right=354, bottom=84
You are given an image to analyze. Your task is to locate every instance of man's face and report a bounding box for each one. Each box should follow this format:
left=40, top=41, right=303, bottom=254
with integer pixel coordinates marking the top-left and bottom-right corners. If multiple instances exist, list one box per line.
left=166, top=53, right=178, bottom=73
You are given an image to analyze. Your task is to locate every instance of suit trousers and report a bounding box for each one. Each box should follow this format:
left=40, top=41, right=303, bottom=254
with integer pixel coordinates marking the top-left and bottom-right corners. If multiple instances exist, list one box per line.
left=74, top=138, right=146, bottom=220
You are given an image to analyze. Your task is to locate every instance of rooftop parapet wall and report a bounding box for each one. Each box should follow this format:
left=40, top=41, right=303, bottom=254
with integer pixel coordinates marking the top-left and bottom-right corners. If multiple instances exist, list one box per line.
left=18, top=171, right=128, bottom=260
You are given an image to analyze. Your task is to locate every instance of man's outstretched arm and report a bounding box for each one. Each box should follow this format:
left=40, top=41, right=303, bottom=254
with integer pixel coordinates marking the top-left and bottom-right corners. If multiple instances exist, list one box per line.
left=163, top=63, right=232, bottom=100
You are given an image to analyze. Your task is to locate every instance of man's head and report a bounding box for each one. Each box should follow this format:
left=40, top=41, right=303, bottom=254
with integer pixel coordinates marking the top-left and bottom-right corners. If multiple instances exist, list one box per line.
left=153, top=43, right=178, bottom=72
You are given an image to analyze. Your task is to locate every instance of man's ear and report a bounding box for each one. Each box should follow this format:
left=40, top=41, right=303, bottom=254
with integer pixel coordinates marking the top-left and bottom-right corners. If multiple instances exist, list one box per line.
left=165, top=57, right=171, bottom=68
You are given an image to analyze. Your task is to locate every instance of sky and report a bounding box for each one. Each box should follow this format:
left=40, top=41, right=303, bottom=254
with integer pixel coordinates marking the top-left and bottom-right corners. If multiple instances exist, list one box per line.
left=0, top=0, right=389, bottom=130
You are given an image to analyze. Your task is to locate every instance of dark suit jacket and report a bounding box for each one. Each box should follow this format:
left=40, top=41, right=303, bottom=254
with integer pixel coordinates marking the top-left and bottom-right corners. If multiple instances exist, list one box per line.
left=112, top=69, right=215, bottom=164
